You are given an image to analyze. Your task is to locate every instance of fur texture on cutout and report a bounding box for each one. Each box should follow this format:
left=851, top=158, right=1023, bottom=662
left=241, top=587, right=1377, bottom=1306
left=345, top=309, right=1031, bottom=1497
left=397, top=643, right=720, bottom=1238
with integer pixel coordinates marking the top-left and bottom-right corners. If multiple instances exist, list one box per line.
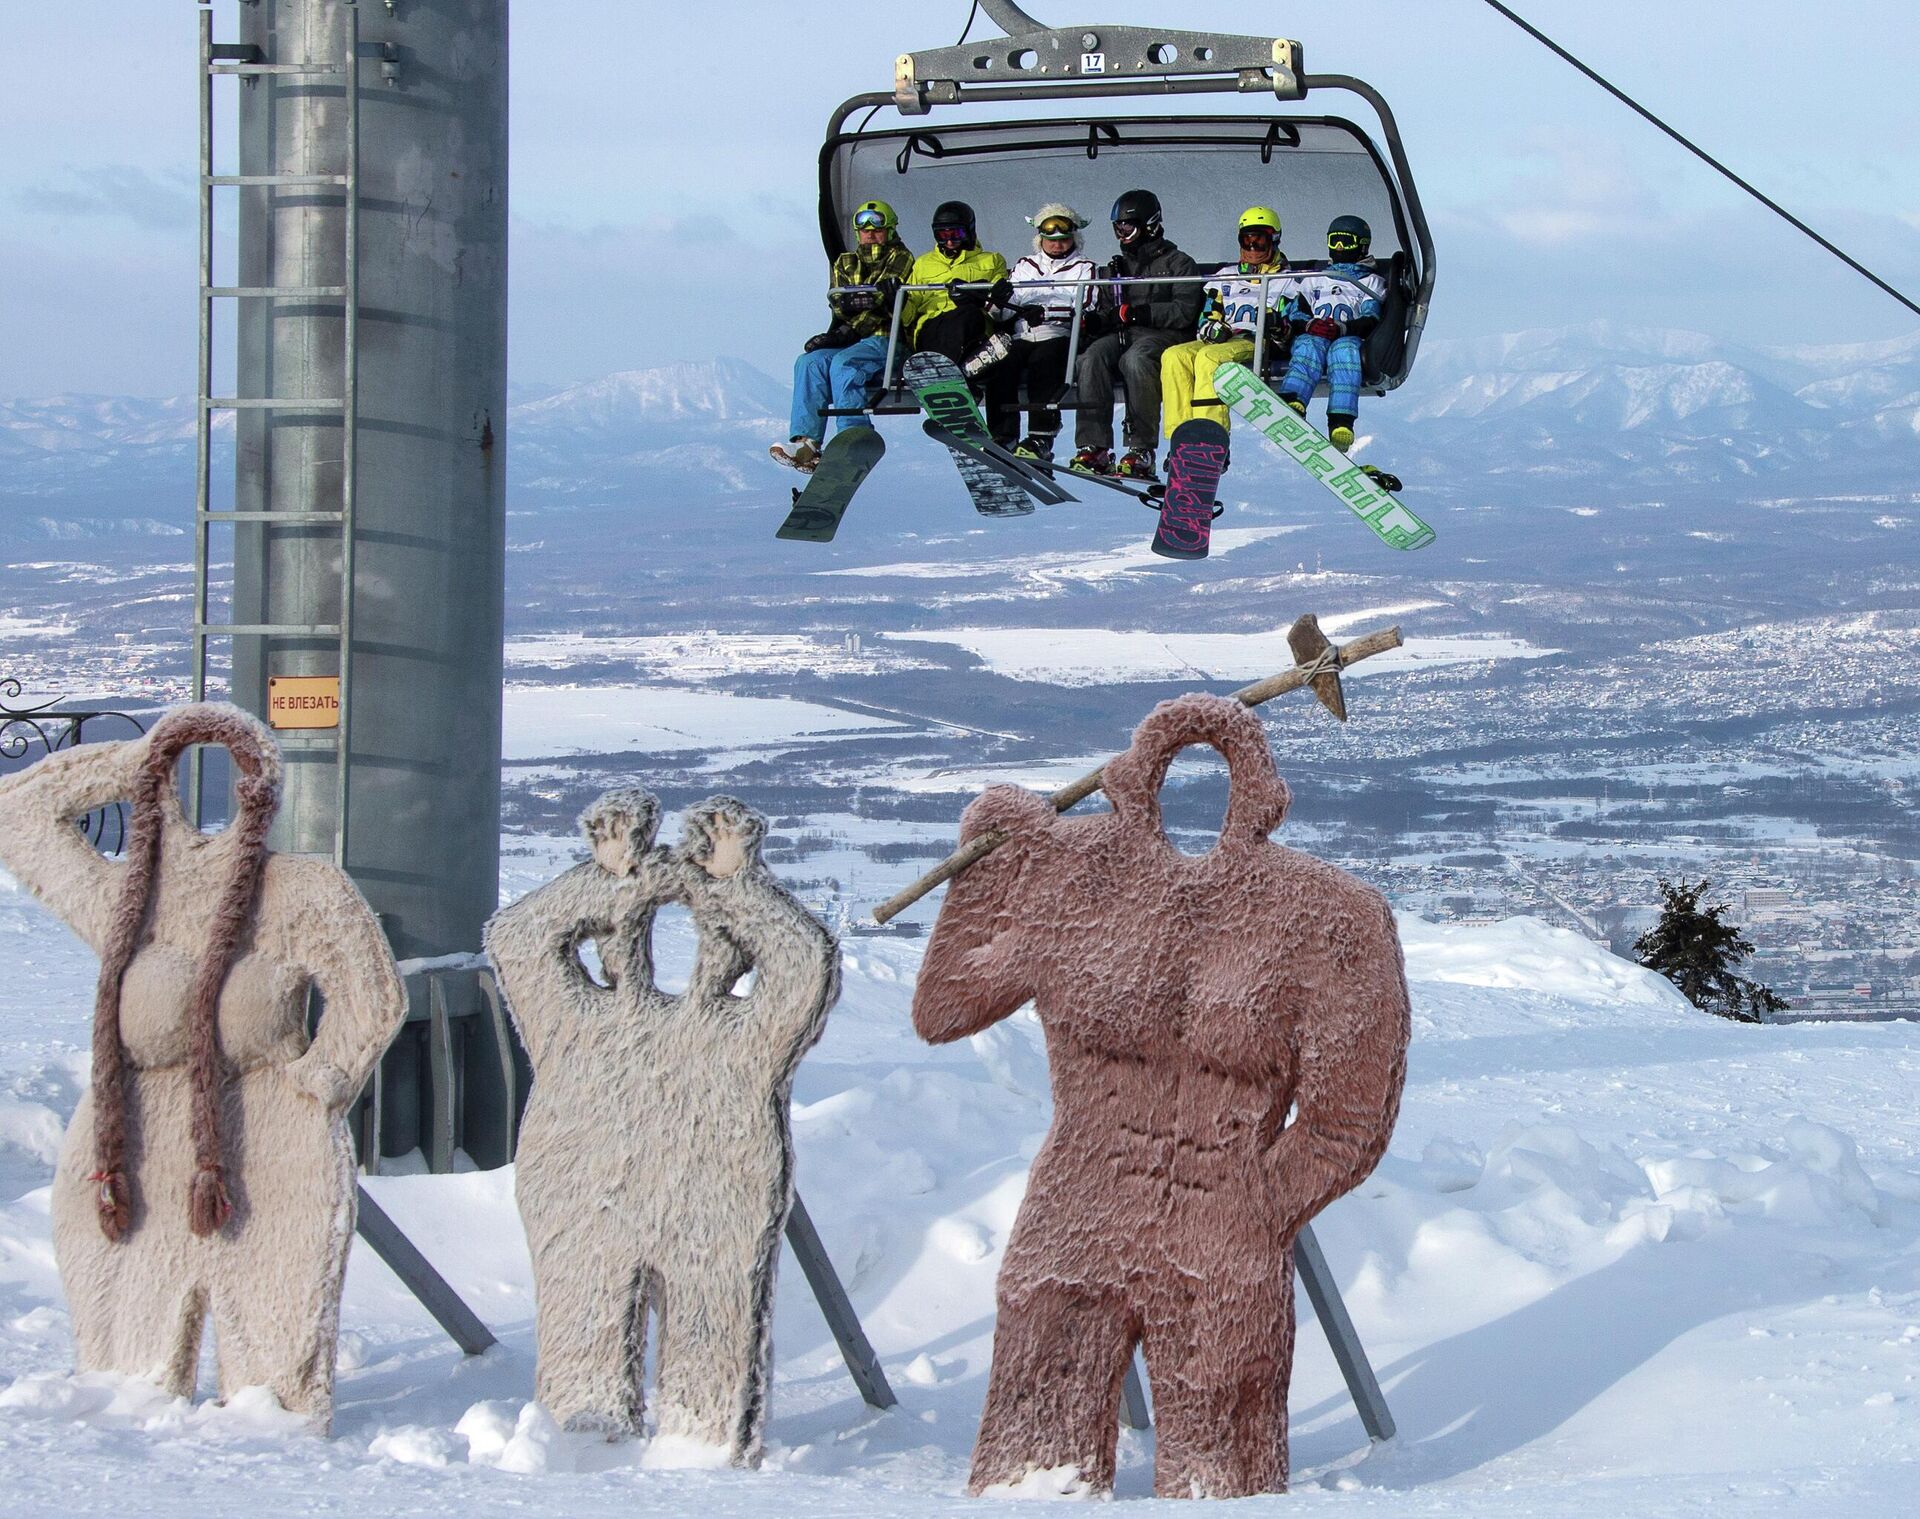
left=912, top=693, right=1411, bottom=1499
left=0, top=703, right=408, bottom=1432
left=484, top=789, right=837, bottom=1464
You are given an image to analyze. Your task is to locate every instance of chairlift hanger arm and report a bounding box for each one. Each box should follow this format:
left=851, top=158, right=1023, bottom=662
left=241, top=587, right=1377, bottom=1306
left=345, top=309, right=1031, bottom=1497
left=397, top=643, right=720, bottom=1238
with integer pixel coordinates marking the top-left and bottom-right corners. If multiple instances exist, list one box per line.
left=897, top=22, right=1304, bottom=113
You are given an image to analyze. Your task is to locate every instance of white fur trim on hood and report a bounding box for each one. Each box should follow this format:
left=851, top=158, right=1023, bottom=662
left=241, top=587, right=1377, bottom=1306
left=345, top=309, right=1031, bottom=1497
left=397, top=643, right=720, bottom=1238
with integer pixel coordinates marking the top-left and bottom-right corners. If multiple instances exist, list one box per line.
left=1025, top=202, right=1088, bottom=255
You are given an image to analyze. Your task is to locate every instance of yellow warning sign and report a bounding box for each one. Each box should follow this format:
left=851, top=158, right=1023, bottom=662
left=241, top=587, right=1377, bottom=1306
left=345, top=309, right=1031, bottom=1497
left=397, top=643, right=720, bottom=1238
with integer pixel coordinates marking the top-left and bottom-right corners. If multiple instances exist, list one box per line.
left=267, top=675, right=340, bottom=730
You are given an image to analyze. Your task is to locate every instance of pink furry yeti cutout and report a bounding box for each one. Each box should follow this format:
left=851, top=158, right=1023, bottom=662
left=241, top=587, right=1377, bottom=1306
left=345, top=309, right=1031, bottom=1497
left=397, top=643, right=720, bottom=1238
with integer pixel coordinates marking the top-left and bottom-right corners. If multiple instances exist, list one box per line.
left=0, top=703, right=407, bottom=1431
left=483, top=789, right=837, bottom=1464
left=912, top=693, right=1411, bottom=1499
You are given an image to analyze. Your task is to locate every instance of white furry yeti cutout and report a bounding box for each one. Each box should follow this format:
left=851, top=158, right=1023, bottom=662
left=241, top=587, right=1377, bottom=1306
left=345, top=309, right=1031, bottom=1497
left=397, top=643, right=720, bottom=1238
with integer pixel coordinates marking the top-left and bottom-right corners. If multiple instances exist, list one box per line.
left=0, top=704, right=407, bottom=1431
left=484, top=789, right=838, bottom=1462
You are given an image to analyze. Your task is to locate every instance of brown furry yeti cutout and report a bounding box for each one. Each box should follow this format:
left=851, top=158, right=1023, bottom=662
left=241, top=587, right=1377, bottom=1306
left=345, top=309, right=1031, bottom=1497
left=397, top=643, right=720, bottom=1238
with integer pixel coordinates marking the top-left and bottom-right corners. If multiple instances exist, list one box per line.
left=483, top=789, right=836, bottom=1463
left=912, top=693, right=1411, bottom=1499
left=0, top=703, right=407, bottom=1431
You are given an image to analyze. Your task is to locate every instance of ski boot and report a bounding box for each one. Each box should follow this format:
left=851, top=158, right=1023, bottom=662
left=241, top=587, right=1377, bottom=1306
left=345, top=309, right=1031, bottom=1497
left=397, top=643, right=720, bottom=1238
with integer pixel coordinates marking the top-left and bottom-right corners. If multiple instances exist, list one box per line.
left=1329, top=413, right=1357, bottom=451
left=1013, top=433, right=1057, bottom=464
left=1116, top=448, right=1158, bottom=482
left=770, top=437, right=820, bottom=474
left=1069, top=445, right=1115, bottom=476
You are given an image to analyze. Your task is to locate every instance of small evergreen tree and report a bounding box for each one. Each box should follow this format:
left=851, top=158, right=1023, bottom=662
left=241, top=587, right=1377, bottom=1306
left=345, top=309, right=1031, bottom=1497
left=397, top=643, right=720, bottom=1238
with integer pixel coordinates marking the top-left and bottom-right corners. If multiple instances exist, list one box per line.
left=1634, top=878, right=1788, bottom=1024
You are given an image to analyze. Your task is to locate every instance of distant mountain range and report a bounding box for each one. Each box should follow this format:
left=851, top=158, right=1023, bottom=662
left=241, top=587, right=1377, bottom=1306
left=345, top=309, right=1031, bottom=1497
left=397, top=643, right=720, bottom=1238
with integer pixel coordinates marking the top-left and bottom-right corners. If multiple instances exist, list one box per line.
left=3, top=325, right=1914, bottom=542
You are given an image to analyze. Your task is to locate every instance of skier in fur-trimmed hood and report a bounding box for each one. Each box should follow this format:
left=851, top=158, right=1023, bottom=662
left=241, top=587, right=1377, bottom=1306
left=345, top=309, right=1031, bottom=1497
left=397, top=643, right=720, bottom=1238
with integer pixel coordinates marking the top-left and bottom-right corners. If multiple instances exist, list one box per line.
left=978, top=202, right=1101, bottom=458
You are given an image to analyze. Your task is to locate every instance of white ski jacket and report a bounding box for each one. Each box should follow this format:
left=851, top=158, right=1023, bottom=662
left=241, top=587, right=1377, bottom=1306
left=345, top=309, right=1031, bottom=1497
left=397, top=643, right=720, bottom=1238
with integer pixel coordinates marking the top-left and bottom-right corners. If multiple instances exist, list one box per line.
left=1003, top=248, right=1100, bottom=342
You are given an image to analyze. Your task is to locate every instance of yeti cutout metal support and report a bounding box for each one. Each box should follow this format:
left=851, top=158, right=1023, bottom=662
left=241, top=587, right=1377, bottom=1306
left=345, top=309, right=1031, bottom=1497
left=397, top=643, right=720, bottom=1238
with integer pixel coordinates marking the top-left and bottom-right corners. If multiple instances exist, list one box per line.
left=485, top=789, right=893, bottom=1459
left=914, top=693, right=1412, bottom=1498
left=0, top=704, right=410, bottom=1432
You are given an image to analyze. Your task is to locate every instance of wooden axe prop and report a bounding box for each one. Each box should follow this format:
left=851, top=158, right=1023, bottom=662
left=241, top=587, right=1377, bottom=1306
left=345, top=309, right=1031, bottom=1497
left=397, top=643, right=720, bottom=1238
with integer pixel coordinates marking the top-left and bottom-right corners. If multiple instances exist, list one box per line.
left=868, top=615, right=1401, bottom=924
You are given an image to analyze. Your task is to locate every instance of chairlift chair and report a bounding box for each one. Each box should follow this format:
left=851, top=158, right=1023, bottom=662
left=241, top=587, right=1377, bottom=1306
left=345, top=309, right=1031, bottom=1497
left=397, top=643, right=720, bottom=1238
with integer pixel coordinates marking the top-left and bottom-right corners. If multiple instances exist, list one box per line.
left=817, top=3, right=1435, bottom=418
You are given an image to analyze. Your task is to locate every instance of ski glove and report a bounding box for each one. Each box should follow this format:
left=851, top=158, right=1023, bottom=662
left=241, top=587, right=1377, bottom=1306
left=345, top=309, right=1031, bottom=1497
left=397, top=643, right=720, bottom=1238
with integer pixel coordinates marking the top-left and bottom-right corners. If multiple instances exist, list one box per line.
left=948, top=278, right=987, bottom=306
left=1198, top=319, right=1233, bottom=345
left=985, top=278, right=1015, bottom=309
left=1120, top=303, right=1149, bottom=326
left=803, top=325, right=858, bottom=353
left=1306, top=316, right=1343, bottom=341
left=1018, top=304, right=1049, bottom=326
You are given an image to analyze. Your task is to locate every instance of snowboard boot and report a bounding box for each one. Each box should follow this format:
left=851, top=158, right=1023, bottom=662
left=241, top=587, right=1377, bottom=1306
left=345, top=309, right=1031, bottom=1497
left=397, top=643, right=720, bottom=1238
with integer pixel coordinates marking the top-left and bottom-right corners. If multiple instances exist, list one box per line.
left=1014, top=433, right=1057, bottom=463
left=1117, top=447, right=1158, bottom=481
left=1070, top=445, right=1116, bottom=476
left=1281, top=393, right=1308, bottom=419
left=963, top=332, right=1015, bottom=378
left=1360, top=463, right=1403, bottom=492
left=770, top=437, right=821, bottom=474
left=1329, top=414, right=1357, bottom=451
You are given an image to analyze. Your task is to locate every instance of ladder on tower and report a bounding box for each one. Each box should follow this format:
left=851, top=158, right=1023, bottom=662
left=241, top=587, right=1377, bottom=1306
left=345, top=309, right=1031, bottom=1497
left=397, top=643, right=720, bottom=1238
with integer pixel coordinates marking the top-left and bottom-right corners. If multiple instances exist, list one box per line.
left=189, top=1, right=361, bottom=860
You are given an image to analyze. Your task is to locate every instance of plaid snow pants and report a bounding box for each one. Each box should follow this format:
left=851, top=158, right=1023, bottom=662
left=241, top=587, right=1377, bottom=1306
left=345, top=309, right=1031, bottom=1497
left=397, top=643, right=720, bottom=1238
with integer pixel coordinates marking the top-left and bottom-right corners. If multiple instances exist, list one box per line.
left=1281, top=333, right=1364, bottom=418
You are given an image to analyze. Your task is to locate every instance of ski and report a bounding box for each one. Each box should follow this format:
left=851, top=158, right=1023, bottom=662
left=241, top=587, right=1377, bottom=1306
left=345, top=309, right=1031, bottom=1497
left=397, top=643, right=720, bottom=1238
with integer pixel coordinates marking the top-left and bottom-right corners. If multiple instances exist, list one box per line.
left=1150, top=418, right=1230, bottom=561
left=900, top=352, right=1034, bottom=517
left=1211, top=360, right=1435, bottom=551
left=917, top=421, right=1076, bottom=506
left=774, top=428, right=887, bottom=543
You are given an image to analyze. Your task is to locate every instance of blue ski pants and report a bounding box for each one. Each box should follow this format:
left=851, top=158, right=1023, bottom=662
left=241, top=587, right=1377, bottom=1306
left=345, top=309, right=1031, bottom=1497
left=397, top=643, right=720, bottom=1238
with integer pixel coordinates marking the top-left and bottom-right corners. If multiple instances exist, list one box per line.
left=790, top=335, right=887, bottom=442
left=1280, top=333, right=1364, bottom=419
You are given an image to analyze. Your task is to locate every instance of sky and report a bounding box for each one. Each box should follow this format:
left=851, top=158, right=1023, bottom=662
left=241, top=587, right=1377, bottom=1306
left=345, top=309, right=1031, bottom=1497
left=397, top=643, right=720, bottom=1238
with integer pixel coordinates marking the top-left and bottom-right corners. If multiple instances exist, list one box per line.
left=2, top=0, right=1917, bottom=396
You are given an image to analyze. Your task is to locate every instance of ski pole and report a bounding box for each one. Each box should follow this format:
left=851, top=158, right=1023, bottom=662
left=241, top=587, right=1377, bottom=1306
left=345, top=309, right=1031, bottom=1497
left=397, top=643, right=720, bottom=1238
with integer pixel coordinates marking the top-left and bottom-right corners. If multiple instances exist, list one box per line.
left=867, top=618, right=1404, bottom=924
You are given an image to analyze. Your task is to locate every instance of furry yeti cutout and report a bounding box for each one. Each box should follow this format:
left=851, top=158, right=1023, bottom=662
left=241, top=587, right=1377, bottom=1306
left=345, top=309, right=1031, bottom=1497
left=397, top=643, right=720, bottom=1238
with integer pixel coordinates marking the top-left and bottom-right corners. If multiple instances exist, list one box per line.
left=912, top=693, right=1411, bottom=1499
left=0, top=703, right=408, bottom=1431
left=484, top=789, right=836, bottom=1464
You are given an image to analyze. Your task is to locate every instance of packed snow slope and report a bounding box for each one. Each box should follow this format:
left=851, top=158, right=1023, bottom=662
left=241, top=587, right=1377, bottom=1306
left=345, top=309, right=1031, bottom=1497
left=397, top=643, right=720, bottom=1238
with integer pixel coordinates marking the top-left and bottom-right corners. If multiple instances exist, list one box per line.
left=3, top=848, right=1919, bottom=1515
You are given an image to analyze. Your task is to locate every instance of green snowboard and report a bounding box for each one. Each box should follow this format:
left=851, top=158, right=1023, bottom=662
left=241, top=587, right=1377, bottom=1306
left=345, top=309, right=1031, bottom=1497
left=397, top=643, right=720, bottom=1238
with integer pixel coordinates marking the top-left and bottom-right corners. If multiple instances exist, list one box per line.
left=1211, top=361, right=1435, bottom=551
left=775, top=428, right=887, bottom=543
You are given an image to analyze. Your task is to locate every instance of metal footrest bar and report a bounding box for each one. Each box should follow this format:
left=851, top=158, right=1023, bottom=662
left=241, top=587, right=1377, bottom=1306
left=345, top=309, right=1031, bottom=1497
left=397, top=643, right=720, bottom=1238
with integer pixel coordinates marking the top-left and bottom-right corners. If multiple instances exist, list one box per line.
left=212, top=63, right=347, bottom=77
left=205, top=173, right=349, bottom=187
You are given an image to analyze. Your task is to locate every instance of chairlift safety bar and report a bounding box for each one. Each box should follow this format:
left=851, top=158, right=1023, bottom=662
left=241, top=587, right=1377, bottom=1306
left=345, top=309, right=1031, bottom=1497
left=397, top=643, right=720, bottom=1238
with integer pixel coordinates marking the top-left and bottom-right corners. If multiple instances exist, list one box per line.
left=827, top=269, right=1381, bottom=415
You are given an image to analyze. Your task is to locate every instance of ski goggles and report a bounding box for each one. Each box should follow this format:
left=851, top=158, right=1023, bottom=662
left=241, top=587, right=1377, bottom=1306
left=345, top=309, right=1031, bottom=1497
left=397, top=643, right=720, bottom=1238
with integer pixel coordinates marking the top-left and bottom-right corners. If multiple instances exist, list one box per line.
left=931, top=224, right=972, bottom=247
left=852, top=208, right=891, bottom=231
left=1237, top=227, right=1276, bottom=248
left=1036, top=218, right=1078, bottom=238
left=1327, top=232, right=1366, bottom=254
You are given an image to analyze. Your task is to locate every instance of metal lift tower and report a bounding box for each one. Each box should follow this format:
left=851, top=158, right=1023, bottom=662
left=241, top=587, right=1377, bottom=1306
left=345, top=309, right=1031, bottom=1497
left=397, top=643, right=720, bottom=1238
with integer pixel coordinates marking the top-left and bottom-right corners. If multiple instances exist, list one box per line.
left=194, top=0, right=514, bottom=1165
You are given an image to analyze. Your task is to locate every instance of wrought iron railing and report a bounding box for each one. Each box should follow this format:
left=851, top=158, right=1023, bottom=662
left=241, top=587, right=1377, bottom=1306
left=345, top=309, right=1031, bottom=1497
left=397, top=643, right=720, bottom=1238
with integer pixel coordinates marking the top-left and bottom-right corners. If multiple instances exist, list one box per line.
left=0, top=679, right=149, bottom=856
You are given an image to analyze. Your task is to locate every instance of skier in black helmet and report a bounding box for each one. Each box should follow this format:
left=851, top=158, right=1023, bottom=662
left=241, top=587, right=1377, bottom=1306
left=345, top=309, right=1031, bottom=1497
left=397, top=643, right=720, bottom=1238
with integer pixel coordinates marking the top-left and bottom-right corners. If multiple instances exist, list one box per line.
left=1070, top=188, right=1203, bottom=480
left=903, top=200, right=1011, bottom=369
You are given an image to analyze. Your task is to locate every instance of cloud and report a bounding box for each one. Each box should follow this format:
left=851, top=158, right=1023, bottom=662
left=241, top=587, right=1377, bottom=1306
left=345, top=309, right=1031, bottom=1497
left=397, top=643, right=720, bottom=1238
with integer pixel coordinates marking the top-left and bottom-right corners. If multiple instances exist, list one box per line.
left=14, top=166, right=195, bottom=233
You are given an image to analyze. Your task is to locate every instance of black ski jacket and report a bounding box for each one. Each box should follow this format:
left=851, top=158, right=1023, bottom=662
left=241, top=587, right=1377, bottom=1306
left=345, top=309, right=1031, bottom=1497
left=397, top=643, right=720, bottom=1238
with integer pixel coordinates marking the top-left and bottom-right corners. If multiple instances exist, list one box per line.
left=1109, top=235, right=1204, bottom=335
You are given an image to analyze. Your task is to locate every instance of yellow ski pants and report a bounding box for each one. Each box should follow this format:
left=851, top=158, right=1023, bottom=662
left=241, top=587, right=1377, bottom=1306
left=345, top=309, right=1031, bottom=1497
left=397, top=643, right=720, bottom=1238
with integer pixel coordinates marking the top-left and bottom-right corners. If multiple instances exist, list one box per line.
left=1159, top=336, right=1255, bottom=445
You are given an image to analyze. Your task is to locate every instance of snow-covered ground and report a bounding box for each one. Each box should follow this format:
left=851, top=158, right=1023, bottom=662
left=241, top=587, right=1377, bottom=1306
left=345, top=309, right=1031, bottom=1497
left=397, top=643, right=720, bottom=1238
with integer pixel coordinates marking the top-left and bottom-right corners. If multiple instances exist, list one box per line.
left=4, top=847, right=1920, bottom=1515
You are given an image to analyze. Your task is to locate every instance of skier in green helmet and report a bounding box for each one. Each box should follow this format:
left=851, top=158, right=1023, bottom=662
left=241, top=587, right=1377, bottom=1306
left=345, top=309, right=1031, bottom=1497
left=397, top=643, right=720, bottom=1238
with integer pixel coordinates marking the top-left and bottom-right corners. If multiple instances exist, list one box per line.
left=773, top=199, right=915, bottom=474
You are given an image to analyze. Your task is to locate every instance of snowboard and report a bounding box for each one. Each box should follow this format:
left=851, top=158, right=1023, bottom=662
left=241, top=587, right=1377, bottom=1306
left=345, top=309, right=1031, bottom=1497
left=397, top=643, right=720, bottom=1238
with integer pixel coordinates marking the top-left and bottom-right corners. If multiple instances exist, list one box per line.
left=1150, top=418, right=1230, bottom=561
left=917, top=421, right=1076, bottom=506
left=900, top=352, right=1034, bottom=517
left=774, top=428, right=887, bottom=543
left=1211, top=360, right=1435, bottom=551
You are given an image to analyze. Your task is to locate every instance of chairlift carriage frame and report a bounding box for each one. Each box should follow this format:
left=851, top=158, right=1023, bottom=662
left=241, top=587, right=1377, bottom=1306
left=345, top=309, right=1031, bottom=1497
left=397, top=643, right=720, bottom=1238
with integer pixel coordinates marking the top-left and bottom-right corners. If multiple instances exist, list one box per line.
left=816, top=2, right=1436, bottom=420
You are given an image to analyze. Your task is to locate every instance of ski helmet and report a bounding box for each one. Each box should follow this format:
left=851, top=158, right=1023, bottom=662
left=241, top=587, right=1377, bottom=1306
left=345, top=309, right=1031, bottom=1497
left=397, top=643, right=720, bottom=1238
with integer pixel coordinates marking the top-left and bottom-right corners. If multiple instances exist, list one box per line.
left=1109, top=188, right=1162, bottom=244
left=1327, top=214, right=1372, bottom=260
left=851, top=199, right=898, bottom=233
left=1237, top=205, right=1281, bottom=236
left=930, top=201, right=977, bottom=248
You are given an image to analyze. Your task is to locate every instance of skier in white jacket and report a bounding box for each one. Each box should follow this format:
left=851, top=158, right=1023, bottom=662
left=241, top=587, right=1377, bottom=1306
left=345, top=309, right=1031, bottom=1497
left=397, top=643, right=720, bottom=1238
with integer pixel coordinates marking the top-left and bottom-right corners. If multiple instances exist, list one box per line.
left=977, top=203, right=1101, bottom=459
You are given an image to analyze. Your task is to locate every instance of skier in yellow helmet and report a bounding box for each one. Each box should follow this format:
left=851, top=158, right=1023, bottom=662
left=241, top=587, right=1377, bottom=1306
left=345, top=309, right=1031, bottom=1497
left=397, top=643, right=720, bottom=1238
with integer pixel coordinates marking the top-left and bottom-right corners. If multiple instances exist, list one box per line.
left=1159, top=206, right=1289, bottom=445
